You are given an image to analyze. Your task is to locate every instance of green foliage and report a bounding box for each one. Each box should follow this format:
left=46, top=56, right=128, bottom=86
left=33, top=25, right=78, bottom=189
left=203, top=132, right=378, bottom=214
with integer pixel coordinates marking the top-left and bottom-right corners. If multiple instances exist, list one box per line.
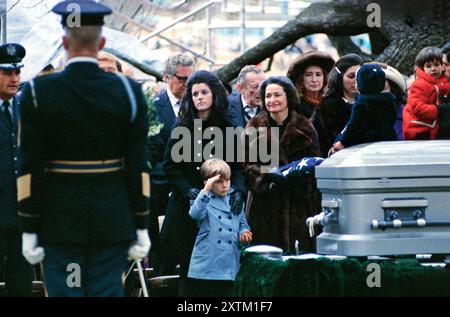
left=143, top=87, right=164, bottom=137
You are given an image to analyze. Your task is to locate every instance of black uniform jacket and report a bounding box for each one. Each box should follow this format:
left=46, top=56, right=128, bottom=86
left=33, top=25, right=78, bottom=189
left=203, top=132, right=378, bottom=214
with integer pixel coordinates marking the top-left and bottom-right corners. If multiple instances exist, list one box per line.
left=0, top=96, right=20, bottom=229
left=17, top=61, right=149, bottom=246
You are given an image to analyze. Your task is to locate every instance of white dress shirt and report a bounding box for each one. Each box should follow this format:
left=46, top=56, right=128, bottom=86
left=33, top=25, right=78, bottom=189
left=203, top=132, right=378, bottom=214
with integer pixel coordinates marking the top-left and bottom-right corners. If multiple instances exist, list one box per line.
left=167, top=88, right=180, bottom=118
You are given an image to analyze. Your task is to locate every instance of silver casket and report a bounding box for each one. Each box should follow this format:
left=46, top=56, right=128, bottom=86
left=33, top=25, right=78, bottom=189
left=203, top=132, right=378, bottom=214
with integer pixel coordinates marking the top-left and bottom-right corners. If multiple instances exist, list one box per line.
left=314, top=141, right=450, bottom=256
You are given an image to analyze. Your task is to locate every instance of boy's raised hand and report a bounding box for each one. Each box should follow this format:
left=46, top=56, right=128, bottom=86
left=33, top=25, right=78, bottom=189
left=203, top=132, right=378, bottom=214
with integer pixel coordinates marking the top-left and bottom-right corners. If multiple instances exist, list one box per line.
left=203, top=174, right=222, bottom=194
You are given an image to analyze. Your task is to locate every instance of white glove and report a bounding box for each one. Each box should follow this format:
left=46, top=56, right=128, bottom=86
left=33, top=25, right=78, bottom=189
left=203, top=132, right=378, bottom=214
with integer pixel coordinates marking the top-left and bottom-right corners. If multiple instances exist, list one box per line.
left=22, top=233, right=45, bottom=265
left=128, top=229, right=151, bottom=261
left=306, top=212, right=325, bottom=237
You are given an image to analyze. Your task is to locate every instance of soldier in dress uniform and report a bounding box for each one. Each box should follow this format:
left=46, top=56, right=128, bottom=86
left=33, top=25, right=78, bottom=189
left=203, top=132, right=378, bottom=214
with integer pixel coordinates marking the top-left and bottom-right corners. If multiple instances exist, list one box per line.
left=0, top=43, right=34, bottom=297
left=17, top=0, right=151, bottom=297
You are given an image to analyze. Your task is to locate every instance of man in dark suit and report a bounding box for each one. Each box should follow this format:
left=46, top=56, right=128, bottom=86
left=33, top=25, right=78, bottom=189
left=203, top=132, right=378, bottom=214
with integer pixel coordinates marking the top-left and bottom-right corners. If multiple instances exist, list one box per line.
left=18, top=0, right=150, bottom=297
left=0, top=43, right=34, bottom=297
left=227, top=65, right=265, bottom=128
left=149, top=54, right=194, bottom=274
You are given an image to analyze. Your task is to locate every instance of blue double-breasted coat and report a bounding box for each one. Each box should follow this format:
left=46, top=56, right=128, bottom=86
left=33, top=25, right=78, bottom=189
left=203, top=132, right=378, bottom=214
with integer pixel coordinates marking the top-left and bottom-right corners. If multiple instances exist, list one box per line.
left=188, top=188, right=250, bottom=281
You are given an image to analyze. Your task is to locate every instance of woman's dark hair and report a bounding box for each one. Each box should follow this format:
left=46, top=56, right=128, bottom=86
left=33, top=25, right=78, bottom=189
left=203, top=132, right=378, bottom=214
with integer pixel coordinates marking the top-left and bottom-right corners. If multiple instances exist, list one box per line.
left=324, top=53, right=363, bottom=99
left=415, top=47, right=443, bottom=68
left=178, top=70, right=229, bottom=129
left=259, top=76, right=301, bottom=114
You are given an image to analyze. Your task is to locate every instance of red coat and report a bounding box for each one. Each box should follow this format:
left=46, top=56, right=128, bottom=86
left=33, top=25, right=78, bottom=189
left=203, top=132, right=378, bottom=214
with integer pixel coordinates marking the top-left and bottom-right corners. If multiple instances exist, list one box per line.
left=403, top=67, right=450, bottom=140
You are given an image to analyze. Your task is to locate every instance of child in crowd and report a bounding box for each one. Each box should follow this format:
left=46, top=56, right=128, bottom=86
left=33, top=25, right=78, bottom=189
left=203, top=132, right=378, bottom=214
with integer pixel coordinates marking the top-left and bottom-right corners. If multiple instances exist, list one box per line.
left=332, top=63, right=397, bottom=153
left=403, top=47, right=450, bottom=140
left=187, top=158, right=252, bottom=297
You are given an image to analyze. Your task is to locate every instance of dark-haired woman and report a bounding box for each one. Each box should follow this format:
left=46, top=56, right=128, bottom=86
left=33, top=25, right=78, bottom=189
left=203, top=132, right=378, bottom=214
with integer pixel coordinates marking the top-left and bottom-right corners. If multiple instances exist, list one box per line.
left=313, top=53, right=363, bottom=156
left=244, top=76, right=320, bottom=253
left=159, top=70, right=246, bottom=296
left=287, top=51, right=335, bottom=119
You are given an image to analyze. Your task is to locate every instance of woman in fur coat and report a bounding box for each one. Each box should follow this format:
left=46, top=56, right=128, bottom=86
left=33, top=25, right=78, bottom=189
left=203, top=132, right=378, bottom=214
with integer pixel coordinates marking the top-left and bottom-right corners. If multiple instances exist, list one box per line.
left=243, top=76, right=320, bottom=253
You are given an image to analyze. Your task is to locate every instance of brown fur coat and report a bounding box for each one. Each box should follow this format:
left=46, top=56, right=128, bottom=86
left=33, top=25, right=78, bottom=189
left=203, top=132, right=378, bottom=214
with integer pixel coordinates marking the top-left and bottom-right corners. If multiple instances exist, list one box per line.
left=244, top=110, right=320, bottom=253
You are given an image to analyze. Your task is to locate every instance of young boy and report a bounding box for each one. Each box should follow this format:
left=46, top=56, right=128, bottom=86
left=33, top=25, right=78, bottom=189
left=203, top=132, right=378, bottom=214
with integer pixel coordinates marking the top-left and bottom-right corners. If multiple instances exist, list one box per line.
left=187, top=158, right=252, bottom=297
left=332, top=63, right=397, bottom=153
left=403, top=47, right=450, bottom=140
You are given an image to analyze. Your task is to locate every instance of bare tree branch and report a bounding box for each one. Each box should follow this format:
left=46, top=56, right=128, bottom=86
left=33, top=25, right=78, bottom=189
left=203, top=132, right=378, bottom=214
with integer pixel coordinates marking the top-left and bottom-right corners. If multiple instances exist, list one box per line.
left=328, top=35, right=373, bottom=61
left=215, top=0, right=449, bottom=81
left=104, top=47, right=163, bottom=80
left=215, top=0, right=372, bottom=83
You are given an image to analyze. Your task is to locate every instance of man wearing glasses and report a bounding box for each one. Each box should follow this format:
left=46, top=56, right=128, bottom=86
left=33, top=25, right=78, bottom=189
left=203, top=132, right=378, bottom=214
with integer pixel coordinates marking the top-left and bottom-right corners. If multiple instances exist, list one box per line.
left=227, top=65, right=265, bottom=128
left=150, top=53, right=195, bottom=275
left=155, top=54, right=195, bottom=143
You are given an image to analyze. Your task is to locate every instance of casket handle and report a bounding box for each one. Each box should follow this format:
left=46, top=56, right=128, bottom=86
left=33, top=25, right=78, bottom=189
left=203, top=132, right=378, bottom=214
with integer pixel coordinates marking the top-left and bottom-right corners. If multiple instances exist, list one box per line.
left=306, top=199, right=339, bottom=237
left=371, top=219, right=450, bottom=230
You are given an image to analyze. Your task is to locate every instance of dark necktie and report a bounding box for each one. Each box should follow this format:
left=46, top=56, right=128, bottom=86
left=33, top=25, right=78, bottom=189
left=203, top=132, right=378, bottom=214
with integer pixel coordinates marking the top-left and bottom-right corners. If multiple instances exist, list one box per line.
left=244, top=105, right=254, bottom=122
left=3, top=101, right=12, bottom=126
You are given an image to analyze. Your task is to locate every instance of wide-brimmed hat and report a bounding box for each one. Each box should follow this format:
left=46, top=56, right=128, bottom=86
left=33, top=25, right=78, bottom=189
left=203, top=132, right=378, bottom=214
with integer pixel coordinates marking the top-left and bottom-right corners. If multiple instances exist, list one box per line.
left=384, top=65, right=407, bottom=93
left=287, top=51, right=335, bottom=84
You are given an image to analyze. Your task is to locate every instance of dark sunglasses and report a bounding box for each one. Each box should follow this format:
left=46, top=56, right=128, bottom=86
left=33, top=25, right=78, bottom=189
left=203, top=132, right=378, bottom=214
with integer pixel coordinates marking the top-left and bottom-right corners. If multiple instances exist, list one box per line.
left=173, top=74, right=188, bottom=83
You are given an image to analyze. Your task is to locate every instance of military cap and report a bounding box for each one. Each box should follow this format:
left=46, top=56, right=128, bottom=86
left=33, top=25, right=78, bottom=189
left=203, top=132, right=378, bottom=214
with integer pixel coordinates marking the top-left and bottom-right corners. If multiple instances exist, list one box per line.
left=52, top=0, right=112, bottom=27
left=0, top=43, right=26, bottom=70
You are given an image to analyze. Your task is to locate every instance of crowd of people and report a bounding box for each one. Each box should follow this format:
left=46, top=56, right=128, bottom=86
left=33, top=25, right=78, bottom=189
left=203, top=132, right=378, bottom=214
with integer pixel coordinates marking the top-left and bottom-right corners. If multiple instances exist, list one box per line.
left=0, top=0, right=449, bottom=298
left=145, top=43, right=450, bottom=297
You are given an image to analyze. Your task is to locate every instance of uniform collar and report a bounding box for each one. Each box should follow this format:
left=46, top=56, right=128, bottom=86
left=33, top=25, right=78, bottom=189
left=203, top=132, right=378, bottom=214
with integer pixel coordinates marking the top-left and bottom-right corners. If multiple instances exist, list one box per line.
left=66, top=56, right=99, bottom=66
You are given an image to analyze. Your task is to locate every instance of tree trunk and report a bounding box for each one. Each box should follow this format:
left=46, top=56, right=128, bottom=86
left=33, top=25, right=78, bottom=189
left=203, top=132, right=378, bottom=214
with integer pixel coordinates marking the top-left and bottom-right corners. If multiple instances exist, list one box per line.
left=216, top=0, right=450, bottom=82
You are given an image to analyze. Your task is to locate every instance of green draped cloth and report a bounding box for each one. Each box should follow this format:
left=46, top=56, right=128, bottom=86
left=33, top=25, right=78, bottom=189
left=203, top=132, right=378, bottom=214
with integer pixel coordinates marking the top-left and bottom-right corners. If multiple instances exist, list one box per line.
left=234, top=252, right=450, bottom=297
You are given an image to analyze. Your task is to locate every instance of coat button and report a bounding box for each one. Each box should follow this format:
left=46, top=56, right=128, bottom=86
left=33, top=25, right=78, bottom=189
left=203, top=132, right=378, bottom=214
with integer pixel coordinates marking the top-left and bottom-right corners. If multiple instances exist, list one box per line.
left=229, top=228, right=232, bottom=232
left=219, top=228, right=222, bottom=232
left=217, top=240, right=221, bottom=244
left=228, top=241, right=232, bottom=244
left=228, top=216, right=232, bottom=220
left=218, top=216, right=222, bottom=219
left=196, top=166, right=200, bottom=170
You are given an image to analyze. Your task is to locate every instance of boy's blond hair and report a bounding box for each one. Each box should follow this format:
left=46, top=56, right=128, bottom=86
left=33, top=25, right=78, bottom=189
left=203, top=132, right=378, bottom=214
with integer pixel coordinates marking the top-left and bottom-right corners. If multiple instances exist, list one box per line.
left=200, top=158, right=231, bottom=180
